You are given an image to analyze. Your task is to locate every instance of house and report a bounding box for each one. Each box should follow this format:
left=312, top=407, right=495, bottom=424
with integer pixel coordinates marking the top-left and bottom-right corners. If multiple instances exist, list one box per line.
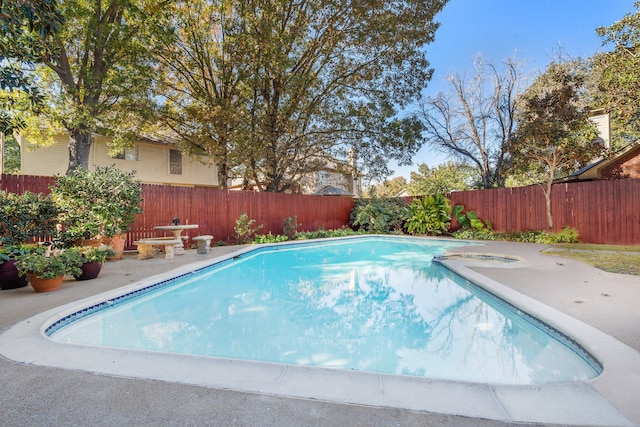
left=228, top=155, right=362, bottom=196
left=15, top=132, right=220, bottom=187
left=565, top=142, right=640, bottom=181
left=299, top=164, right=362, bottom=197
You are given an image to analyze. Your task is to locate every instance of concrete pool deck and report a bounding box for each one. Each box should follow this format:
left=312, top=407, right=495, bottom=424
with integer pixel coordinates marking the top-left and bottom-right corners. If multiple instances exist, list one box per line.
left=1, top=239, right=639, bottom=426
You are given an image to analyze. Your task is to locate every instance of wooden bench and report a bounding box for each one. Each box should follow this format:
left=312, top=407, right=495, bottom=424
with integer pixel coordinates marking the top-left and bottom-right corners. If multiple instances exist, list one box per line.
left=134, top=238, right=183, bottom=260
left=193, top=235, right=214, bottom=254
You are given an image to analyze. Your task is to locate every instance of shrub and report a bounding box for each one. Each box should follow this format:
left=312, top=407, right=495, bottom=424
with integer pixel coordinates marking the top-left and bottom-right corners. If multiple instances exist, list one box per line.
left=451, top=205, right=489, bottom=231
left=552, top=227, right=580, bottom=243
left=0, top=191, right=59, bottom=245
left=234, top=213, right=263, bottom=244
left=350, top=192, right=407, bottom=233
left=283, top=216, right=302, bottom=239
left=294, top=227, right=363, bottom=240
left=405, top=194, right=452, bottom=235
left=253, top=233, right=288, bottom=244
left=452, top=227, right=580, bottom=244
left=451, top=229, right=499, bottom=241
left=51, top=166, right=143, bottom=242
left=15, top=248, right=83, bottom=279
left=68, top=245, right=115, bottom=263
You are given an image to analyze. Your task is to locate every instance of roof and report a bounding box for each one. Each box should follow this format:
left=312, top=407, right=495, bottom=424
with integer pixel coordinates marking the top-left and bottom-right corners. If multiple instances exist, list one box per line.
left=313, top=185, right=353, bottom=196
left=562, top=142, right=640, bottom=182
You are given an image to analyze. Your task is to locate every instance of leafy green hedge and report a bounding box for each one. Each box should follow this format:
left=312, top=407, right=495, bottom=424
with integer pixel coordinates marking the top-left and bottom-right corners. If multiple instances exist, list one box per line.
left=451, top=227, right=580, bottom=244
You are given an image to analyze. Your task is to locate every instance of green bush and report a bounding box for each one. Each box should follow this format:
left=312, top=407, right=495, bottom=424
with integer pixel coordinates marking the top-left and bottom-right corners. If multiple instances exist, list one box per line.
left=452, top=227, right=580, bottom=244
left=405, top=194, right=452, bottom=235
left=15, top=248, right=83, bottom=279
left=283, top=216, right=301, bottom=239
left=451, top=229, right=499, bottom=241
left=0, top=191, right=59, bottom=245
left=295, top=227, right=363, bottom=240
left=234, top=213, right=263, bottom=244
left=349, top=191, right=407, bottom=233
left=552, top=227, right=580, bottom=243
left=451, top=205, right=489, bottom=231
left=253, top=232, right=288, bottom=244
left=51, top=166, right=143, bottom=242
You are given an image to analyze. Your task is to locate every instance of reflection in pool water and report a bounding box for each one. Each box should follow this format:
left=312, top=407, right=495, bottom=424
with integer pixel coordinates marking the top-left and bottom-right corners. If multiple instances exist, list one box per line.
left=50, top=237, right=600, bottom=384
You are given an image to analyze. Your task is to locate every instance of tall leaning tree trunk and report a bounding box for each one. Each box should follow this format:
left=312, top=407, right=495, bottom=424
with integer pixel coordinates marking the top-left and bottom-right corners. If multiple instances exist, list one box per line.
left=66, top=128, right=93, bottom=173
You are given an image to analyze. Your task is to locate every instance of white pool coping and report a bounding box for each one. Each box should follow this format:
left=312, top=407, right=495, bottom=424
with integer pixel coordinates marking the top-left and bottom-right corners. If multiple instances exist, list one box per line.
left=1, top=238, right=639, bottom=426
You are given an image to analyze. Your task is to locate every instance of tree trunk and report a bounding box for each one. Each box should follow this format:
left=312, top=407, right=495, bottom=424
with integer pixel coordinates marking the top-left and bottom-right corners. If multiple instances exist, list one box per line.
left=66, top=129, right=93, bottom=173
left=217, top=161, right=228, bottom=189
left=543, top=178, right=554, bottom=231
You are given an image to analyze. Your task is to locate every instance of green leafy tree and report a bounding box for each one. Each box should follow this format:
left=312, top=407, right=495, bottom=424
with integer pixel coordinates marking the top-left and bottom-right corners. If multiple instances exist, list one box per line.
left=151, top=0, right=252, bottom=188
left=1, top=0, right=171, bottom=173
left=510, top=59, right=603, bottom=230
left=420, top=56, right=523, bottom=188
left=3, top=134, right=21, bottom=173
left=368, top=176, right=408, bottom=197
left=592, top=2, right=640, bottom=148
left=0, top=0, right=62, bottom=134
left=228, top=0, right=445, bottom=191
left=592, top=3, right=640, bottom=145
left=406, top=161, right=475, bottom=195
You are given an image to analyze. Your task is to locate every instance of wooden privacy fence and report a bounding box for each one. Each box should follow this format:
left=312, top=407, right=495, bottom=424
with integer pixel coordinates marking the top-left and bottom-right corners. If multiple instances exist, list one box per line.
left=130, top=184, right=355, bottom=248
left=448, top=179, right=640, bottom=245
left=2, top=174, right=638, bottom=246
left=1, top=174, right=356, bottom=249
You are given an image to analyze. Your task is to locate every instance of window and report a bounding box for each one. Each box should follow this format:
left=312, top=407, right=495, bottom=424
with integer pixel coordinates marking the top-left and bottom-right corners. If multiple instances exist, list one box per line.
left=169, top=149, right=182, bottom=175
left=318, top=171, right=328, bottom=183
left=112, top=146, right=139, bottom=161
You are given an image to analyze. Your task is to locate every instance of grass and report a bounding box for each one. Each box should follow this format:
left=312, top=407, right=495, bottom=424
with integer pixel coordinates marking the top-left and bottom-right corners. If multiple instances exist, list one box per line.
left=544, top=243, right=640, bottom=275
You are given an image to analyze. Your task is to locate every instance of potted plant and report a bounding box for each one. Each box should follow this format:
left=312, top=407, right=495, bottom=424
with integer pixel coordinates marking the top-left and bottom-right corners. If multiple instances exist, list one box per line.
left=0, top=245, right=32, bottom=290
left=0, top=191, right=59, bottom=290
left=51, top=166, right=143, bottom=259
left=15, top=249, right=82, bottom=293
left=67, top=245, right=115, bottom=280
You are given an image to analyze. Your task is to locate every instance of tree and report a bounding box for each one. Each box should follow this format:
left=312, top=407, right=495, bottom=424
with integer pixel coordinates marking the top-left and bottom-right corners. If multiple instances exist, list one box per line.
left=151, top=0, right=253, bottom=189
left=592, top=2, right=640, bottom=145
left=1, top=0, right=170, bottom=173
left=419, top=56, right=523, bottom=188
left=2, top=134, right=21, bottom=173
left=0, top=0, right=63, bottom=135
left=152, top=0, right=445, bottom=192
left=510, top=59, right=603, bottom=230
left=406, top=161, right=475, bottom=196
left=368, top=176, right=407, bottom=197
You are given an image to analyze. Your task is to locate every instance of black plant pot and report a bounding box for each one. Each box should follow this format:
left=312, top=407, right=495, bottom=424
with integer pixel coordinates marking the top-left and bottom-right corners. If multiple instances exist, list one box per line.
left=0, top=259, right=28, bottom=290
left=74, top=261, right=103, bottom=281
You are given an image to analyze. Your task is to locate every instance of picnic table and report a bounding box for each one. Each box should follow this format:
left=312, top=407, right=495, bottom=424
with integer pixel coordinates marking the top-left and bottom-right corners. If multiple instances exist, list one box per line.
left=154, top=224, right=199, bottom=255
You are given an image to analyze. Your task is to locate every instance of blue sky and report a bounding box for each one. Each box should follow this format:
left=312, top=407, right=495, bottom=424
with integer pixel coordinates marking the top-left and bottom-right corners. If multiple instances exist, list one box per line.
left=390, top=0, right=634, bottom=180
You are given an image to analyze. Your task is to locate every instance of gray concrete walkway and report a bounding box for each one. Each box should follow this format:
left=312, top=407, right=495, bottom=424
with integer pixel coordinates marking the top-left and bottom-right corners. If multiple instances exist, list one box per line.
left=0, top=240, right=638, bottom=426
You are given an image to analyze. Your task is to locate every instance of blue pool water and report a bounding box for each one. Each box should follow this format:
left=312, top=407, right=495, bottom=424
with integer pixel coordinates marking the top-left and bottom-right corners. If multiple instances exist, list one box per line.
left=49, top=236, right=600, bottom=384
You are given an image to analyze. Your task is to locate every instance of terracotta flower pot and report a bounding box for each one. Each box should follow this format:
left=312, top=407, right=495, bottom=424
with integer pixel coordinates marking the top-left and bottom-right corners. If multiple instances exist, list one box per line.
left=104, top=233, right=126, bottom=261
left=27, top=273, right=64, bottom=293
left=74, top=261, right=103, bottom=281
left=73, top=238, right=103, bottom=248
left=0, top=259, right=29, bottom=290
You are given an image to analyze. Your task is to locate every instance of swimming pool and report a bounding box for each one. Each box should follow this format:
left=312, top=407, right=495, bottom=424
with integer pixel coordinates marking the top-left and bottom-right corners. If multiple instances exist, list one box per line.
left=47, top=236, right=600, bottom=385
